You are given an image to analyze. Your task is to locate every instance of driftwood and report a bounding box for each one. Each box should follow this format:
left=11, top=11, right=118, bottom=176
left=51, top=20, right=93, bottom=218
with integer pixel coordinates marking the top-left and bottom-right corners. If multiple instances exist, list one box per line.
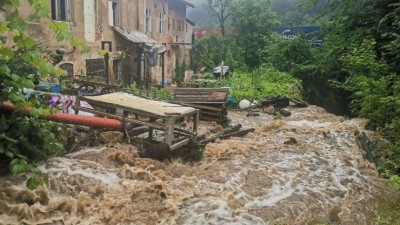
left=261, top=96, right=308, bottom=108
left=261, top=97, right=290, bottom=108
left=221, top=124, right=242, bottom=135
left=279, top=108, right=291, bottom=117
left=289, top=98, right=308, bottom=107
left=200, top=127, right=255, bottom=144
left=129, top=126, right=150, bottom=136
left=355, top=131, right=379, bottom=166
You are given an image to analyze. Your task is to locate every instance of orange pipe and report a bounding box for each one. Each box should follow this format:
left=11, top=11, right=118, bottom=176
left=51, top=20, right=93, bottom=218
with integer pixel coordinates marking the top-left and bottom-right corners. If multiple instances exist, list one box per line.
left=2, top=102, right=122, bottom=130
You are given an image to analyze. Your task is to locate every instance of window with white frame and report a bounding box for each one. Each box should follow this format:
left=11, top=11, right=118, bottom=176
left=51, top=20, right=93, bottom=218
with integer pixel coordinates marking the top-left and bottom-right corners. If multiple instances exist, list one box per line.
left=51, top=0, right=71, bottom=21
left=158, top=13, right=165, bottom=34
left=108, top=0, right=120, bottom=26
left=145, top=9, right=151, bottom=32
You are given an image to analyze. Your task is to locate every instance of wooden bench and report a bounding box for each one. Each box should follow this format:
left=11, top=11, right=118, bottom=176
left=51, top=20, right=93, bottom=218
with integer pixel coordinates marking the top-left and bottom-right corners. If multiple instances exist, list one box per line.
left=172, top=88, right=230, bottom=123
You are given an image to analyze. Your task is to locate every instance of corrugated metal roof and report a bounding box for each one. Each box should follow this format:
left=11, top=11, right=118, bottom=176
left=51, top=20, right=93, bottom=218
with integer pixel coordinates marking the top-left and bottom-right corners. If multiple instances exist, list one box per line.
left=112, top=27, right=166, bottom=53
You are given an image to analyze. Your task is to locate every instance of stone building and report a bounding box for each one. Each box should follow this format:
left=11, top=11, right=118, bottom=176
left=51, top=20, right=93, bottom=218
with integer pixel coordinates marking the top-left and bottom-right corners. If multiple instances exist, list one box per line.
left=18, top=0, right=194, bottom=87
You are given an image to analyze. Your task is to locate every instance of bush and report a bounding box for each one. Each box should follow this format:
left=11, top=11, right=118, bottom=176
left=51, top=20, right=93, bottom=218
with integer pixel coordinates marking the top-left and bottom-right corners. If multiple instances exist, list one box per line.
left=201, top=66, right=303, bottom=102
left=341, top=40, right=400, bottom=175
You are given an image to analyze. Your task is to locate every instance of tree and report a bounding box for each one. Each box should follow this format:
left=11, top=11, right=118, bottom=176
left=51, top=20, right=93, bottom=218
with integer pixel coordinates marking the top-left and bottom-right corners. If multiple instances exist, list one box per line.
left=206, top=0, right=237, bottom=36
left=308, top=0, right=400, bottom=175
left=231, top=0, right=278, bottom=68
left=271, top=0, right=329, bottom=26
left=0, top=0, right=88, bottom=182
left=378, top=2, right=400, bottom=69
left=190, top=33, right=245, bottom=72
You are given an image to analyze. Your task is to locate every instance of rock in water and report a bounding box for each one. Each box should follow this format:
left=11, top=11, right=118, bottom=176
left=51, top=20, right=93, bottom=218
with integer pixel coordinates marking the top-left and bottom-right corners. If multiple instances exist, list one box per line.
left=140, top=141, right=172, bottom=162
left=99, top=131, right=124, bottom=144
left=279, top=108, right=292, bottom=117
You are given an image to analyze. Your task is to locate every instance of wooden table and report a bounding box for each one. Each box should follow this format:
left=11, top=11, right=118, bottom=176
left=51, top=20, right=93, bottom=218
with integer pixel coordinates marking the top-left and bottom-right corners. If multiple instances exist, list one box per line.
left=74, top=92, right=199, bottom=150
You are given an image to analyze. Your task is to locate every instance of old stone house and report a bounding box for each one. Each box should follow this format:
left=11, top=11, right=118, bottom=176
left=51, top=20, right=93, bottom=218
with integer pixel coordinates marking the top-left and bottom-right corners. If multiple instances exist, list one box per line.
left=18, top=0, right=194, bottom=87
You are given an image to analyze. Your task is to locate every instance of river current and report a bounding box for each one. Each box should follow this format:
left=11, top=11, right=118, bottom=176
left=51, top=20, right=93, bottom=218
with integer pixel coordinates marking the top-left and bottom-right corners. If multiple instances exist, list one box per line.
left=0, top=105, right=397, bottom=225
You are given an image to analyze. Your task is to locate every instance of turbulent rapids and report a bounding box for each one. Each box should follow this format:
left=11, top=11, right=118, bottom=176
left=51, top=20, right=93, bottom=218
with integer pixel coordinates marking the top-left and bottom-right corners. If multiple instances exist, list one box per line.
left=0, top=106, right=397, bottom=225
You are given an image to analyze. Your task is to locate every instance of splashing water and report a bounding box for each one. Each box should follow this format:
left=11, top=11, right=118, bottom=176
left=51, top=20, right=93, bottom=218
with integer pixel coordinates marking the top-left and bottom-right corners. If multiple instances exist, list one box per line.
left=0, top=105, right=397, bottom=225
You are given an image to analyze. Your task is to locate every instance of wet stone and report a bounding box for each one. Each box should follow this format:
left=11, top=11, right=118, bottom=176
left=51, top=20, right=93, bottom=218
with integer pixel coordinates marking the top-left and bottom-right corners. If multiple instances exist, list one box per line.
left=98, top=131, right=124, bottom=144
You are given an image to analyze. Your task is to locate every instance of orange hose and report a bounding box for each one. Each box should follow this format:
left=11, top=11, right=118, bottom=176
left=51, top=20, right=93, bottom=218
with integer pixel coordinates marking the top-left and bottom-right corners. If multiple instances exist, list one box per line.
left=2, top=102, right=122, bottom=130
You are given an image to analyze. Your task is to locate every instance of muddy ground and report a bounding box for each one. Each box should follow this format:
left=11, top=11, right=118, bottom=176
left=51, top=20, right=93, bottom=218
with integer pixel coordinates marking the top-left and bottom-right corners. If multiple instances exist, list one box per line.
left=0, top=105, right=398, bottom=225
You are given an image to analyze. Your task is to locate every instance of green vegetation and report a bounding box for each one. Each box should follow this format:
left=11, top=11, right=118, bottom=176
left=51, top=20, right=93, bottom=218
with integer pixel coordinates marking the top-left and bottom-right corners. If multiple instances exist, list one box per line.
left=190, top=0, right=400, bottom=182
left=174, top=60, right=186, bottom=84
left=375, top=196, right=400, bottom=225
left=197, top=66, right=303, bottom=102
left=0, top=0, right=88, bottom=188
left=231, top=0, right=278, bottom=68
left=190, top=33, right=245, bottom=73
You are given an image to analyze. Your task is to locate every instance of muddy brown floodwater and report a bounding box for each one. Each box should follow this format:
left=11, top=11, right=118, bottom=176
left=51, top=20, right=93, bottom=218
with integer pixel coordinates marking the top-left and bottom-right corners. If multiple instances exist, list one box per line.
left=0, top=105, right=398, bottom=225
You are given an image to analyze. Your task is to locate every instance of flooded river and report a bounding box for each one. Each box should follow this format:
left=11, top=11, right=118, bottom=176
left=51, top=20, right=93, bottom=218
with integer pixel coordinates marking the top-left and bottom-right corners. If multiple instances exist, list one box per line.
left=0, top=105, right=397, bottom=224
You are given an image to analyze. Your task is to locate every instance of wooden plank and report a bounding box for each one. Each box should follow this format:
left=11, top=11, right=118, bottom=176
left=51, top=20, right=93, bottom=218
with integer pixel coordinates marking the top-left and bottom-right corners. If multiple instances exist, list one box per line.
left=172, top=101, right=227, bottom=105
left=200, top=111, right=225, bottom=117
left=170, top=139, right=190, bottom=150
left=130, top=126, right=150, bottom=136
left=180, top=103, right=224, bottom=112
left=124, top=117, right=165, bottom=130
left=82, top=93, right=196, bottom=117
left=221, top=124, right=242, bottom=135
left=200, top=128, right=255, bottom=144
left=174, top=87, right=230, bottom=93
left=172, top=98, right=227, bottom=103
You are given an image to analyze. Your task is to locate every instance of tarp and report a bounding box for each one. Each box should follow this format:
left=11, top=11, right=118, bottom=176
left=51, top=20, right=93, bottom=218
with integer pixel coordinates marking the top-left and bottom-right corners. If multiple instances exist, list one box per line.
left=112, top=27, right=166, bottom=67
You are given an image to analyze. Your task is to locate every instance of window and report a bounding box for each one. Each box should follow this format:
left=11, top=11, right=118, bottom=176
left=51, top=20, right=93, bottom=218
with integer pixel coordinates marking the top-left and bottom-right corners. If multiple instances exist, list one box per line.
left=168, top=17, right=170, bottom=30
left=177, top=20, right=181, bottom=31
left=145, top=9, right=151, bottom=32
left=51, top=0, right=71, bottom=21
left=173, top=19, right=175, bottom=30
left=60, top=63, right=74, bottom=78
left=86, top=59, right=106, bottom=77
left=108, top=0, right=119, bottom=26
left=177, top=20, right=183, bottom=31
left=158, top=13, right=165, bottom=34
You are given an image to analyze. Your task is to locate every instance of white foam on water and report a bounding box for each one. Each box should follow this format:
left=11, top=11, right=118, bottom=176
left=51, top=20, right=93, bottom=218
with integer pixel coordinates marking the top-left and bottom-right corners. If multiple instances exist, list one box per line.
left=287, top=119, right=333, bottom=128
left=183, top=123, right=381, bottom=224
left=0, top=106, right=390, bottom=225
left=65, top=146, right=107, bottom=158
left=179, top=196, right=265, bottom=225
left=39, top=157, right=119, bottom=185
left=245, top=173, right=297, bottom=208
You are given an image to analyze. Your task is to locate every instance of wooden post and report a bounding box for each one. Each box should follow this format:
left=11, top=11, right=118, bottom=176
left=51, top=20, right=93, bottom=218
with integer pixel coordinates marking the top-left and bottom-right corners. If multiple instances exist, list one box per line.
left=193, top=110, right=199, bottom=134
left=148, top=117, right=156, bottom=141
left=161, top=52, right=166, bottom=87
left=136, top=45, right=144, bottom=86
left=74, top=98, right=80, bottom=115
left=164, top=117, right=175, bottom=149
